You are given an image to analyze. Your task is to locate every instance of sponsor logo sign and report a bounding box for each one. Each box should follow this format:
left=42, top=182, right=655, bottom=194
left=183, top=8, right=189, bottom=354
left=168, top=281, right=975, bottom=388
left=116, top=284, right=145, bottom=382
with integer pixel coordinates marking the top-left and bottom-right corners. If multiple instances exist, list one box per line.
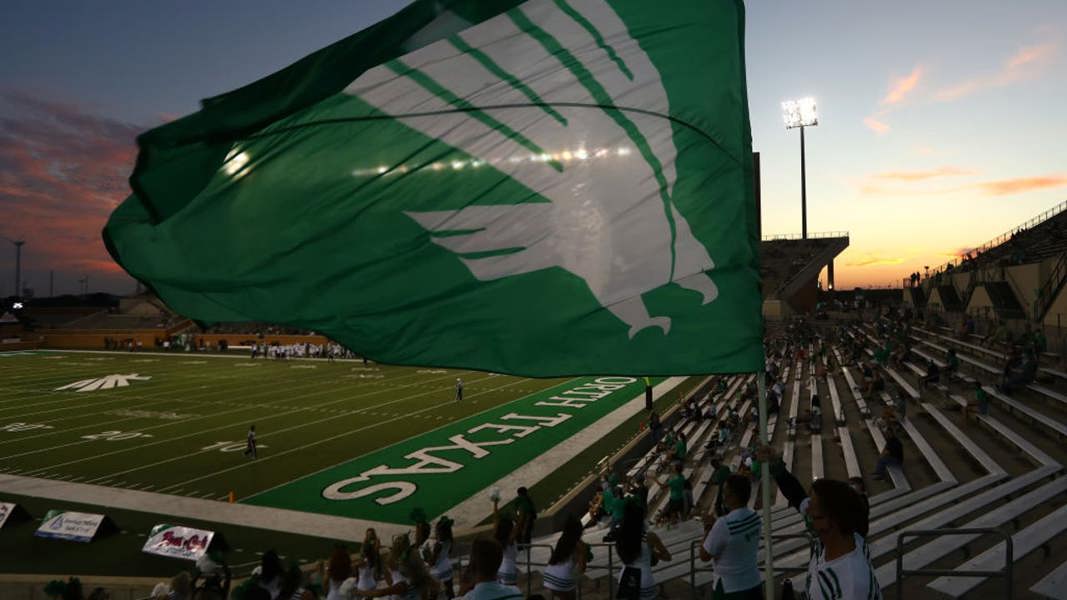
left=142, top=524, right=215, bottom=560
left=55, top=374, right=151, bottom=392
left=0, top=502, right=15, bottom=528
left=34, top=510, right=106, bottom=542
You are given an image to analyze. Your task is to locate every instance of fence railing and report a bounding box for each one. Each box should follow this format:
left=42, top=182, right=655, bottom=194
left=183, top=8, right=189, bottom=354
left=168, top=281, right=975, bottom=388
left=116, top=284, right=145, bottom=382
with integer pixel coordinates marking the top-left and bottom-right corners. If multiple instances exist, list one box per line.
left=762, top=231, right=849, bottom=241
left=924, top=199, right=1067, bottom=279
left=895, top=528, right=1013, bottom=600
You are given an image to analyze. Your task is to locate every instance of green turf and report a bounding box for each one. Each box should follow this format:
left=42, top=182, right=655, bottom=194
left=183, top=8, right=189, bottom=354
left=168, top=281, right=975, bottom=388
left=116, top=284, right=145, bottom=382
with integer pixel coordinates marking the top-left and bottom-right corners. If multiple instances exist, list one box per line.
left=0, top=351, right=568, bottom=502
left=246, top=375, right=653, bottom=522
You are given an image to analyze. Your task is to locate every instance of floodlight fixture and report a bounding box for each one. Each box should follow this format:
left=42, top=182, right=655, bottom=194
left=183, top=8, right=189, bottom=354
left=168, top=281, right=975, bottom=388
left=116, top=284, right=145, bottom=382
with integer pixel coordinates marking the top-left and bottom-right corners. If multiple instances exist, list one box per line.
left=782, top=97, right=818, bottom=129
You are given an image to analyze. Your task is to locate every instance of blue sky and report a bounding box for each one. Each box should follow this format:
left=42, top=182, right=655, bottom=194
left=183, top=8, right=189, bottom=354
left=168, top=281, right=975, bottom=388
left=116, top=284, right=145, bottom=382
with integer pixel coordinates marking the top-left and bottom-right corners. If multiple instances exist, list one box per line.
left=1, top=0, right=1065, bottom=294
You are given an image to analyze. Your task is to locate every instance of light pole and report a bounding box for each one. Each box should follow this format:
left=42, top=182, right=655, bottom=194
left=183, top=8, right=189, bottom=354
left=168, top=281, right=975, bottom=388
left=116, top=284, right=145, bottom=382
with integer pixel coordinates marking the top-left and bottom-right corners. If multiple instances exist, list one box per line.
left=13, top=240, right=24, bottom=298
left=782, top=98, right=819, bottom=239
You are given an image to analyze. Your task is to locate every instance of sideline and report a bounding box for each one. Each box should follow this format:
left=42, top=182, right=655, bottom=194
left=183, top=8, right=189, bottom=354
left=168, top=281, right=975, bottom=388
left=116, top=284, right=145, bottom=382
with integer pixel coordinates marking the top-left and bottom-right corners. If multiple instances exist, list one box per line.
left=0, top=473, right=405, bottom=542
left=449, top=376, right=686, bottom=530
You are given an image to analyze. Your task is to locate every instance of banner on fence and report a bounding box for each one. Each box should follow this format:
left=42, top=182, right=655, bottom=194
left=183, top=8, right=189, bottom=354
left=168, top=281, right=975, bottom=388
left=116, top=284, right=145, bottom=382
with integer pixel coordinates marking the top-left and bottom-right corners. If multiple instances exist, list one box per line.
left=34, top=510, right=107, bottom=542
left=142, top=524, right=215, bottom=560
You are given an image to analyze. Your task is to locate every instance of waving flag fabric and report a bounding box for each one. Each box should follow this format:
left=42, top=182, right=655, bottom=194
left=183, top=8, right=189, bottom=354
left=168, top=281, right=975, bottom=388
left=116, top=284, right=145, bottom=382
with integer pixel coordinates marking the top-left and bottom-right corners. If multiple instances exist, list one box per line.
left=105, top=0, right=762, bottom=376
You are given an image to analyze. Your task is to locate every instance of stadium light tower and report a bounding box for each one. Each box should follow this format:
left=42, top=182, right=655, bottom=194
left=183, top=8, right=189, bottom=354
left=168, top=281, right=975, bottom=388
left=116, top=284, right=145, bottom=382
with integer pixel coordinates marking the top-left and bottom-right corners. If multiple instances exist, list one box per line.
left=782, top=97, right=818, bottom=239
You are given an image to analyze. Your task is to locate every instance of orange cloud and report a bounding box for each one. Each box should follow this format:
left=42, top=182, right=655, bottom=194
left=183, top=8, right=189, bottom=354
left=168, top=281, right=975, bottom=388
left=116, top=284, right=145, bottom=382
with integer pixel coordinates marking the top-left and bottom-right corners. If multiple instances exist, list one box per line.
left=935, top=41, right=1058, bottom=101
left=1007, top=42, right=1057, bottom=68
left=974, top=174, right=1067, bottom=196
left=863, top=116, right=890, bottom=134
left=881, top=65, right=924, bottom=105
left=846, top=255, right=905, bottom=267
left=871, top=166, right=975, bottom=181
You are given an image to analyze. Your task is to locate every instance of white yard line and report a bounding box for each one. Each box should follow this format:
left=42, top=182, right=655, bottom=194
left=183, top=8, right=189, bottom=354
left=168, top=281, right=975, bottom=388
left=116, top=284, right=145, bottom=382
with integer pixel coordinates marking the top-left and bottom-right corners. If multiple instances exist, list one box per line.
left=155, top=376, right=530, bottom=492
left=0, top=360, right=424, bottom=432
left=246, top=376, right=573, bottom=501
left=6, top=370, right=467, bottom=464
left=72, top=372, right=500, bottom=484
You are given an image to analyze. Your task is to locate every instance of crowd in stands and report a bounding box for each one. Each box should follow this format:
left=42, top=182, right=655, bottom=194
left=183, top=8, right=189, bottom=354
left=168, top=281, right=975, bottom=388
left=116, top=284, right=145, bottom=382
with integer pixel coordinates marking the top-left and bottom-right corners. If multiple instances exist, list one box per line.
left=53, top=302, right=1067, bottom=600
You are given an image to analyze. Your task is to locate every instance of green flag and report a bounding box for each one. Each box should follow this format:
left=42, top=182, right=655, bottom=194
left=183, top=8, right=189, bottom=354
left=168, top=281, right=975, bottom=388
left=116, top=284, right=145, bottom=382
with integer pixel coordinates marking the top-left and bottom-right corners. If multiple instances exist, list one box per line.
left=105, top=0, right=762, bottom=376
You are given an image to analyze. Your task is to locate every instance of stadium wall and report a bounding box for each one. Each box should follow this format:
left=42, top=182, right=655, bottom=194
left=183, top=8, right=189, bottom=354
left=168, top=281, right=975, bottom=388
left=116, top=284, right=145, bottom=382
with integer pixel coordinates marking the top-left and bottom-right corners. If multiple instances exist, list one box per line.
left=38, top=330, right=330, bottom=350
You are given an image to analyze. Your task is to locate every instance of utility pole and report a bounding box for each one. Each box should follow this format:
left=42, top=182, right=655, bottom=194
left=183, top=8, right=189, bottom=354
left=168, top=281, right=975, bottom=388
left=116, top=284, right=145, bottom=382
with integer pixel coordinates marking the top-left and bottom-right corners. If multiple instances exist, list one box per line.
left=13, top=240, right=24, bottom=298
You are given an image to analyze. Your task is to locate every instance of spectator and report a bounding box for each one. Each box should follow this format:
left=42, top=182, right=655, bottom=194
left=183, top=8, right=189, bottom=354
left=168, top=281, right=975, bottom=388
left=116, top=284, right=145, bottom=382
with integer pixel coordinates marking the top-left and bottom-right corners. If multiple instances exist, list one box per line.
left=873, top=431, right=903, bottom=481
left=491, top=500, right=520, bottom=588
left=193, top=553, right=232, bottom=600
left=976, top=382, right=990, bottom=416
left=171, top=572, right=193, bottom=600
left=656, top=463, right=687, bottom=525
left=648, top=411, right=663, bottom=445
left=458, top=539, right=521, bottom=600
left=543, top=515, right=588, bottom=600
left=699, top=475, right=763, bottom=600
left=945, top=349, right=960, bottom=380
left=760, top=447, right=880, bottom=599
left=672, top=431, right=687, bottom=465
left=1000, top=350, right=1038, bottom=395
left=514, top=488, right=537, bottom=544
left=324, top=546, right=354, bottom=600
left=615, top=502, right=671, bottom=600
left=422, top=517, right=455, bottom=600
left=356, top=534, right=438, bottom=600
left=356, top=529, right=383, bottom=592
left=920, top=359, right=940, bottom=389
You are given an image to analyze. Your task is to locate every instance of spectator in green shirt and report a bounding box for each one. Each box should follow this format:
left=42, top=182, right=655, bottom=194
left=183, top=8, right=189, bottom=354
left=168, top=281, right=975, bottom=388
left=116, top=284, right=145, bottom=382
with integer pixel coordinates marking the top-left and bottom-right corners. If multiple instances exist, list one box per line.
left=975, top=382, right=989, bottom=415
left=514, top=487, right=536, bottom=544
left=673, top=432, right=687, bottom=465
left=656, top=463, right=687, bottom=525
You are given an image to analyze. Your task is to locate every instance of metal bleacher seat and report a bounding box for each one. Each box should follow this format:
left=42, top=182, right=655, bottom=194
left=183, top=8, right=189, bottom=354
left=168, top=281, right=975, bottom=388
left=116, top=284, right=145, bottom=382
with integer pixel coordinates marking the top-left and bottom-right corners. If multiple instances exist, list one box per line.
left=985, top=385, right=1067, bottom=440
left=872, top=469, right=1066, bottom=588
left=927, top=502, right=1067, bottom=598
left=837, top=426, right=862, bottom=479
left=810, top=433, right=823, bottom=481
left=1031, top=558, right=1067, bottom=599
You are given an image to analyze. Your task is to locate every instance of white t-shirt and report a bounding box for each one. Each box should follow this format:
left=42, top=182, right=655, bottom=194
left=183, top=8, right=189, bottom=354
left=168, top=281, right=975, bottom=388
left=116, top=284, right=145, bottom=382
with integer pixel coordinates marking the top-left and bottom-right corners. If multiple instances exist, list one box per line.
left=805, top=533, right=882, bottom=600
left=462, top=581, right=522, bottom=600
left=702, top=507, right=762, bottom=593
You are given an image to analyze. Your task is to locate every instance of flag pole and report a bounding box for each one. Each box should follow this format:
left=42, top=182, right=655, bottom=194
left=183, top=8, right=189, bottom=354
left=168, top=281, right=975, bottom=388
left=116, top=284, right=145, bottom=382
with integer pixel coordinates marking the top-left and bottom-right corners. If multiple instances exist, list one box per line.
left=757, top=363, right=775, bottom=600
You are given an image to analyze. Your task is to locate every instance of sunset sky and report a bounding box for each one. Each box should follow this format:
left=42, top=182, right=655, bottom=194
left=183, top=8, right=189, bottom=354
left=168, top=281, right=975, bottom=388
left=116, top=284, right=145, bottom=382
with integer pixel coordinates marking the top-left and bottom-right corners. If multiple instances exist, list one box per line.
left=1, top=0, right=1065, bottom=296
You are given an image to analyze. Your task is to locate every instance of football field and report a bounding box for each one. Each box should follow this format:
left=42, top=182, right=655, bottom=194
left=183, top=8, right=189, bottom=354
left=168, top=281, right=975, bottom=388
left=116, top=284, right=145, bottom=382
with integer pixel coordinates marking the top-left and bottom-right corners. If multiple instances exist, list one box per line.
left=0, top=351, right=582, bottom=509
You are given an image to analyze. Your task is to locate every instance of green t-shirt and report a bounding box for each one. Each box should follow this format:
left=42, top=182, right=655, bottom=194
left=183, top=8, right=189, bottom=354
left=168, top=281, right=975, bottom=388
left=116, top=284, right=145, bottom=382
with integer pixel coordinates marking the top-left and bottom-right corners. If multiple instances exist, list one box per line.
left=674, top=439, right=687, bottom=459
left=515, top=494, right=536, bottom=518
left=668, top=474, right=686, bottom=500
left=711, top=465, right=732, bottom=485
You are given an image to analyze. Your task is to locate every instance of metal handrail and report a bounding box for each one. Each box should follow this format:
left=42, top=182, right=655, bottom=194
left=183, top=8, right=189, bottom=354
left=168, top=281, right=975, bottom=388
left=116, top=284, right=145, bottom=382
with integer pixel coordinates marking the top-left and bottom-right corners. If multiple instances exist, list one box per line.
left=1036, top=251, right=1067, bottom=322
left=520, top=541, right=617, bottom=600
left=762, top=231, right=849, bottom=241
left=895, top=528, right=1013, bottom=600
left=924, top=199, right=1067, bottom=279
left=520, top=543, right=554, bottom=598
